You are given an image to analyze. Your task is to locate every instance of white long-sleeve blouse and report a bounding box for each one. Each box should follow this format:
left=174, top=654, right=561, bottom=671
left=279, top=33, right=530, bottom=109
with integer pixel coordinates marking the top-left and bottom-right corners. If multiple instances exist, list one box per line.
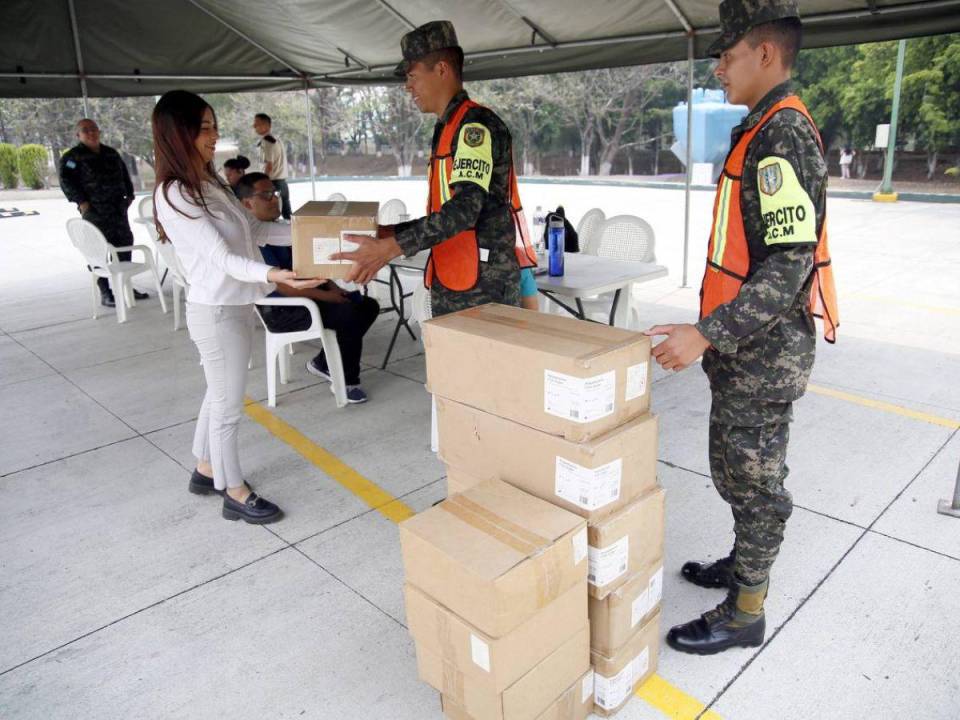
left=154, top=179, right=291, bottom=306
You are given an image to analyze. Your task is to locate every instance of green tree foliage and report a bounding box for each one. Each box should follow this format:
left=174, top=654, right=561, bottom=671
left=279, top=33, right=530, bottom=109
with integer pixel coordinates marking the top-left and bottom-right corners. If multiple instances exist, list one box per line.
left=0, top=142, right=18, bottom=188
left=18, top=144, right=48, bottom=189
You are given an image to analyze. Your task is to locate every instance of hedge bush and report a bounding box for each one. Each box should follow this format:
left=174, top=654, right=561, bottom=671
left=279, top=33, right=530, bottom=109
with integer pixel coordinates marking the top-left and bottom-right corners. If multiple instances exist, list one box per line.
left=18, top=144, right=48, bottom=190
left=0, top=143, right=18, bottom=189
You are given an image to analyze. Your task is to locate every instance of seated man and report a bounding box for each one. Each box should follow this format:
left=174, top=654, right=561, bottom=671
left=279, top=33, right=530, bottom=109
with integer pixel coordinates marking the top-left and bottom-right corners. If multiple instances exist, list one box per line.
left=236, top=173, right=380, bottom=404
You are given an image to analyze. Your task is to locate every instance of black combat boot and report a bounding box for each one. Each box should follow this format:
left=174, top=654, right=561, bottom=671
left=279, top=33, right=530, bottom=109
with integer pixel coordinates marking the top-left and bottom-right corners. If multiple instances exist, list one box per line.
left=681, top=552, right=735, bottom=589
left=666, top=578, right=767, bottom=655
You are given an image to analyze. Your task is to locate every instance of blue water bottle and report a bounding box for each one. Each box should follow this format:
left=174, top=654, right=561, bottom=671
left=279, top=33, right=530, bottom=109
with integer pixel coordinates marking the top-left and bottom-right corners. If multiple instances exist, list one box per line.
left=548, top=217, right=565, bottom=277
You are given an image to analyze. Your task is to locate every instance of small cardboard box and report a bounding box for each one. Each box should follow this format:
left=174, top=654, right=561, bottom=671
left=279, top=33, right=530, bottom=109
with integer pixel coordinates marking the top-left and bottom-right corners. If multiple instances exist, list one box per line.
left=441, top=669, right=595, bottom=720
left=589, top=560, right=664, bottom=656
left=291, top=200, right=378, bottom=279
left=400, top=479, right=588, bottom=637
left=438, top=397, right=659, bottom=521
left=588, top=487, right=665, bottom=600
left=591, top=611, right=661, bottom=717
left=405, top=580, right=586, bottom=692
left=424, top=304, right=652, bottom=443
left=425, top=623, right=590, bottom=720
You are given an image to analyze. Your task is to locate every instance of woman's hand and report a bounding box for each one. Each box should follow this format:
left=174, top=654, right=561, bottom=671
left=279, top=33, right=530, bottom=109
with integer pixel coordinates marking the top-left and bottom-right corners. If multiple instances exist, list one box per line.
left=267, top=268, right=326, bottom=290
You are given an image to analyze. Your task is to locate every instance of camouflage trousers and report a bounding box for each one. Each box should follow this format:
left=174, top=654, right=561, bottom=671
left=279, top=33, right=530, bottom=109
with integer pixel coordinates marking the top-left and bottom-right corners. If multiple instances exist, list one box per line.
left=709, top=420, right=793, bottom=586
left=430, top=270, right=521, bottom=317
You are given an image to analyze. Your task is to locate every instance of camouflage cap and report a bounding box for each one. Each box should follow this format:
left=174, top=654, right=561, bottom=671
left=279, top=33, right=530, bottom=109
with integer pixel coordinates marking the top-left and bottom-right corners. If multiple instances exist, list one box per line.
left=394, top=20, right=461, bottom=77
left=706, top=0, right=801, bottom=58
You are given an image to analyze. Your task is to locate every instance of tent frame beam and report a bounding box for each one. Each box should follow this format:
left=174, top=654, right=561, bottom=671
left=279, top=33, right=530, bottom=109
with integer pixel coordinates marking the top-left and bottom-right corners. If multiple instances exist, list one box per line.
left=66, top=0, right=89, bottom=116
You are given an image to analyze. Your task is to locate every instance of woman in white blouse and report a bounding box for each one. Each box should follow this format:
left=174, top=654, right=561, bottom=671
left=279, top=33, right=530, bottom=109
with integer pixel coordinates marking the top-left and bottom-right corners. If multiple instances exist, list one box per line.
left=152, top=90, right=322, bottom=524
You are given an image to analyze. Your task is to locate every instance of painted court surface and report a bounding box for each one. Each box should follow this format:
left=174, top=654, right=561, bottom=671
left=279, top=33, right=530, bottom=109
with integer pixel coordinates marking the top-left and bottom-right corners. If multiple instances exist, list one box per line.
left=1, top=180, right=958, bottom=719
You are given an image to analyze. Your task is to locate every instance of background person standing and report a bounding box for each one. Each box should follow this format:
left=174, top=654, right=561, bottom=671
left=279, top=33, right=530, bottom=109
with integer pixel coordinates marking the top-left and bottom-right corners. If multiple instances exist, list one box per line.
left=253, top=113, right=291, bottom=220
left=59, top=118, right=146, bottom=307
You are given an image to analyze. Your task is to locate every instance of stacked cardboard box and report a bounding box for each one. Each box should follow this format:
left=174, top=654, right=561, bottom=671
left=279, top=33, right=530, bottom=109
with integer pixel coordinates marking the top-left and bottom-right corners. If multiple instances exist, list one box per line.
left=423, top=304, right=666, bottom=717
left=400, top=479, right=591, bottom=719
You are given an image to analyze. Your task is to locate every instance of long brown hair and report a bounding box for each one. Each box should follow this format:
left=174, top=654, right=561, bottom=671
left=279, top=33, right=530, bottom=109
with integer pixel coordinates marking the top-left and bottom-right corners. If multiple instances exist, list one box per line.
left=151, top=90, right=225, bottom=241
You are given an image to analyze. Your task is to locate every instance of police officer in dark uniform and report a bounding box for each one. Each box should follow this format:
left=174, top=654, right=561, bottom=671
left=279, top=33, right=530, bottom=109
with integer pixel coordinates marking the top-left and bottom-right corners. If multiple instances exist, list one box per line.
left=646, top=0, right=838, bottom=655
left=333, top=20, right=535, bottom=316
left=59, top=118, right=145, bottom=306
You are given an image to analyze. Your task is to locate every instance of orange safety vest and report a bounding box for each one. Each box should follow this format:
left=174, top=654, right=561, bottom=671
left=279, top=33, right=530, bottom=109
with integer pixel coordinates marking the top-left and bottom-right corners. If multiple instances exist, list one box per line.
left=425, top=99, right=537, bottom=291
left=700, top=95, right=839, bottom=343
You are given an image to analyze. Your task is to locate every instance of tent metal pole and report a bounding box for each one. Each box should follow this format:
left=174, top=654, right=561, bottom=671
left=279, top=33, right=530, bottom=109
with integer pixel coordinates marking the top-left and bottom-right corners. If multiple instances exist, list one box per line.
left=681, top=34, right=694, bottom=288
left=876, top=39, right=906, bottom=199
left=305, top=83, right=316, bottom=201
left=66, top=0, right=89, bottom=116
left=936, top=455, right=960, bottom=519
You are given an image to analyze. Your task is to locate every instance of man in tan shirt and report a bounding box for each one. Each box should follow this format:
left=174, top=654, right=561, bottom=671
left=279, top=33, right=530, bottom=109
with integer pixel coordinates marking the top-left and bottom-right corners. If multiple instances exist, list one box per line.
left=253, top=112, right=290, bottom=220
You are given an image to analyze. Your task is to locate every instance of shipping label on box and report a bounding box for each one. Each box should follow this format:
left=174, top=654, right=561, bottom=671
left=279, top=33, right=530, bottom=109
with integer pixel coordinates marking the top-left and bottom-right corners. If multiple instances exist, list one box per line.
left=588, top=536, right=629, bottom=589
left=591, top=611, right=661, bottom=717
left=594, top=648, right=649, bottom=712
left=437, top=397, right=659, bottom=522
left=424, top=304, right=652, bottom=442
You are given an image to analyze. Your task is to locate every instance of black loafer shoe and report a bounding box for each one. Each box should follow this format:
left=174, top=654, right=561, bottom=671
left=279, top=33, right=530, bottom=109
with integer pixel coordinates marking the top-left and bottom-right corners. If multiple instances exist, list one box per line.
left=133, top=289, right=150, bottom=300
left=222, top=492, right=283, bottom=524
left=681, top=554, right=735, bottom=589
left=101, top=293, right=116, bottom=308
left=188, top=469, right=221, bottom=496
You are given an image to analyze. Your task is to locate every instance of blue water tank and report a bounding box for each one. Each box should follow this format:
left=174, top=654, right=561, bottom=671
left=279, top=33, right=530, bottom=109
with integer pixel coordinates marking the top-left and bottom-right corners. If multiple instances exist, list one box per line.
left=672, top=89, right=748, bottom=167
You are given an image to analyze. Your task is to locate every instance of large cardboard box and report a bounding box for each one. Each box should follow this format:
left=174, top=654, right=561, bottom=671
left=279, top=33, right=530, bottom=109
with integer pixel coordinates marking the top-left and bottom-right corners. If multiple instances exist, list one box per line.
left=424, top=304, right=652, bottom=442
left=592, top=611, right=661, bottom=717
left=588, top=487, right=665, bottom=599
left=441, top=669, right=595, bottom=720
left=589, top=560, right=664, bottom=656
left=438, top=397, right=658, bottom=521
left=421, top=623, right=590, bottom=720
left=400, top=479, right=588, bottom=637
left=446, top=466, right=480, bottom=496
left=291, top=200, right=378, bottom=279
left=405, top=580, right=586, bottom=692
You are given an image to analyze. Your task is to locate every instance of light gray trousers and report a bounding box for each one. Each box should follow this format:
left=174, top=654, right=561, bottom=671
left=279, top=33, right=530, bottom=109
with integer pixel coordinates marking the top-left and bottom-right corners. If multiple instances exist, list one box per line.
left=187, top=303, right=255, bottom=490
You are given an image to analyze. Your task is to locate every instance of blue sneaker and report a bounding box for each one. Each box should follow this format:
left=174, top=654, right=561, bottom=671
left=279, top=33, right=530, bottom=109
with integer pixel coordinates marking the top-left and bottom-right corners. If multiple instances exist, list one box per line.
left=306, top=357, right=332, bottom=382
left=340, top=385, right=368, bottom=404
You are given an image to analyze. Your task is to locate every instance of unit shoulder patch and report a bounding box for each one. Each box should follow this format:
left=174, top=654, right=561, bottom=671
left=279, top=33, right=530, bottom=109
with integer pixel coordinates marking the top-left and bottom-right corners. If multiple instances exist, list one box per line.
left=758, top=161, right=783, bottom=195
left=451, top=123, right=493, bottom=193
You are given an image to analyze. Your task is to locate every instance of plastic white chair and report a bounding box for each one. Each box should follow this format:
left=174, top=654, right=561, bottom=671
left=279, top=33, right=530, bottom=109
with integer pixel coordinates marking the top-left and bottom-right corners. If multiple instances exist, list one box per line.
left=326, top=192, right=347, bottom=202
left=377, top=198, right=407, bottom=224
left=411, top=284, right=439, bottom=452
left=581, top=215, right=657, bottom=328
left=66, top=218, right=167, bottom=323
left=577, top=208, right=606, bottom=255
left=155, top=240, right=190, bottom=331
left=254, top=297, right=348, bottom=409
left=136, top=196, right=153, bottom=221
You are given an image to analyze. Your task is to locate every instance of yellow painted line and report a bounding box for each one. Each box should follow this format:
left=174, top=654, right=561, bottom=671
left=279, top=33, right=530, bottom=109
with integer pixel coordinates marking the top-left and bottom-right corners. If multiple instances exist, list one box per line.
left=808, top=384, right=960, bottom=429
left=636, top=674, right=723, bottom=720
left=847, top=293, right=960, bottom=316
left=244, top=397, right=720, bottom=720
left=243, top=397, right=416, bottom=523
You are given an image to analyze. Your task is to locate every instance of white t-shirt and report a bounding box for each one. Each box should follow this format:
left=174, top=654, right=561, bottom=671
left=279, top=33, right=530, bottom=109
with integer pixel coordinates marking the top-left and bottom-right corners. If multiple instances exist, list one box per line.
left=258, top=134, right=288, bottom=180
left=154, top=179, right=291, bottom=306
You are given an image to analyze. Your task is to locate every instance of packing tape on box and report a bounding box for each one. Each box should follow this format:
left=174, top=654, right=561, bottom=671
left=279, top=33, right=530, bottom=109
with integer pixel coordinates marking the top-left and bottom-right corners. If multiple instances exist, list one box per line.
left=535, top=550, right=564, bottom=611
left=435, top=604, right=457, bottom=662
left=440, top=495, right=549, bottom=555
left=460, top=311, right=643, bottom=356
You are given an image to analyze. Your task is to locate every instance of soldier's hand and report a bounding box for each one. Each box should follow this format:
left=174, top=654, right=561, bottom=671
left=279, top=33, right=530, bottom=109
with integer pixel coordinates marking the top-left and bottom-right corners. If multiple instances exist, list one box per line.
left=333, top=234, right=402, bottom=285
left=644, top=324, right=711, bottom=371
left=79, top=202, right=91, bottom=215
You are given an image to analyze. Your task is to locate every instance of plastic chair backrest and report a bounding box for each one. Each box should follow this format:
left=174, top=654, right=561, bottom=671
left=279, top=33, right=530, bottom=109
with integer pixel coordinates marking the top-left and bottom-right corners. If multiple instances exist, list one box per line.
left=137, top=196, right=153, bottom=221
left=576, top=208, right=606, bottom=255
left=156, top=238, right=188, bottom=283
left=378, top=198, right=407, bottom=225
left=596, top=215, right=656, bottom=263
left=326, top=192, right=347, bottom=202
left=66, top=218, right=110, bottom=268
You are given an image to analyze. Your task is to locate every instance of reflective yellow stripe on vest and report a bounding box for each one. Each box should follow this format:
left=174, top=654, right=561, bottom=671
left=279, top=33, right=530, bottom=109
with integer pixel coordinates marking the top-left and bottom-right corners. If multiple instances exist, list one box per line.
left=711, top=176, right=734, bottom=267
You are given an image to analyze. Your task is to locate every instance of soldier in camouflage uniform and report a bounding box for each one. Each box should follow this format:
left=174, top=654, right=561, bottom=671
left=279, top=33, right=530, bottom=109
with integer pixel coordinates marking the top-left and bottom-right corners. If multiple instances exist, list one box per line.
left=645, top=0, right=832, bottom=655
left=59, top=118, right=144, bottom=306
left=334, top=21, right=523, bottom=316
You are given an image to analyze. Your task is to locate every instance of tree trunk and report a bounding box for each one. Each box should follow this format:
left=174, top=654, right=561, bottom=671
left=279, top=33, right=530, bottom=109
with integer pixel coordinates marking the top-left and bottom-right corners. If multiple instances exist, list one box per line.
left=926, top=150, right=938, bottom=180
